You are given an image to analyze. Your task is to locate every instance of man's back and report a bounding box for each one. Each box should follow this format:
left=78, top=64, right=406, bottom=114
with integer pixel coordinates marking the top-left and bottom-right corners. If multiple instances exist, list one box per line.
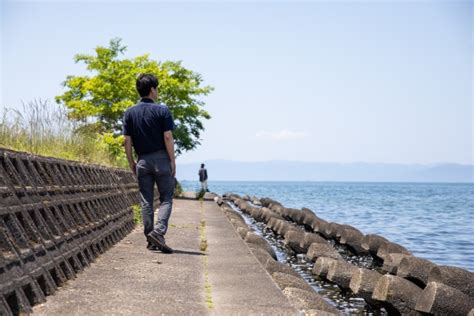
left=123, top=98, right=175, bottom=155
left=199, top=168, right=208, bottom=182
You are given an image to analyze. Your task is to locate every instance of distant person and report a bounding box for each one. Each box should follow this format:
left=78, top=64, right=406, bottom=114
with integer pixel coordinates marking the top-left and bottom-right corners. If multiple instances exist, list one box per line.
left=199, top=163, right=209, bottom=192
left=123, top=74, right=175, bottom=254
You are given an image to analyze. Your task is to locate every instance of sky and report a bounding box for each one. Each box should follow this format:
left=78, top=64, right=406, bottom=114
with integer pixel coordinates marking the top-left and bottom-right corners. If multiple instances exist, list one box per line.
left=1, top=0, right=472, bottom=165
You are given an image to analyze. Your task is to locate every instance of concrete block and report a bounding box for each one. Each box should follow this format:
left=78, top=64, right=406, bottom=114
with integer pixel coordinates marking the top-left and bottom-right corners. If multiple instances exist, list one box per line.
left=323, top=222, right=341, bottom=239
left=283, top=287, right=340, bottom=314
left=335, top=224, right=361, bottom=239
left=361, top=234, right=389, bottom=255
left=310, top=217, right=328, bottom=234
left=264, top=259, right=300, bottom=278
left=245, top=232, right=277, bottom=260
left=277, top=221, right=299, bottom=237
left=251, top=247, right=275, bottom=266
left=381, top=253, right=412, bottom=275
left=304, top=309, right=339, bottom=316
left=300, top=233, right=327, bottom=251
left=376, top=241, right=411, bottom=261
left=306, top=243, right=342, bottom=262
left=284, top=230, right=307, bottom=254
left=272, top=272, right=314, bottom=292
left=372, top=274, right=422, bottom=315
left=397, top=256, right=437, bottom=288
left=180, top=191, right=197, bottom=199
left=427, top=265, right=474, bottom=298
left=339, top=228, right=368, bottom=255
left=326, top=260, right=358, bottom=290
left=415, top=282, right=474, bottom=316
left=349, top=268, right=383, bottom=301
left=312, top=257, right=339, bottom=279
left=236, top=226, right=251, bottom=239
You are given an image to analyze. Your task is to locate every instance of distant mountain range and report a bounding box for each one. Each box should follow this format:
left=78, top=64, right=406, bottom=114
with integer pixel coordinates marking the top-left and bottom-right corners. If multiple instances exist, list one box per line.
left=177, top=160, right=473, bottom=183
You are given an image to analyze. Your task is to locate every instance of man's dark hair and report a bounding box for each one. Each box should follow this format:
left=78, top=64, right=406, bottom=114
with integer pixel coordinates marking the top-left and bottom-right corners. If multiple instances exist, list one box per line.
left=201, top=163, right=205, bottom=168
left=136, top=74, right=159, bottom=97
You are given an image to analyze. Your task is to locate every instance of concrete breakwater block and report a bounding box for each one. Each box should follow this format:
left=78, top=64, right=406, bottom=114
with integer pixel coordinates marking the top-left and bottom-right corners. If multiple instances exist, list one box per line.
left=284, top=230, right=307, bottom=253
left=311, top=218, right=329, bottom=234
left=376, top=241, right=411, bottom=261
left=272, top=272, right=314, bottom=292
left=326, top=259, right=358, bottom=290
left=251, top=248, right=275, bottom=266
left=300, top=233, right=327, bottom=251
left=335, top=224, right=361, bottom=240
left=372, top=274, right=422, bottom=315
left=282, top=287, right=340, bottom=315
left=339, top=228, right=368, bottom=255
left=312, top=257, right=339, bottom=279
left=306, top=243, right=342, bottom=262
left=349, top=268, right=383, bottom=301
left=292, top=208, right=315, bottom=226
left=277, top=221, right=299, bottom=237
left=260, top=197, right=281, bottom=208
left=267, top=217, right=280, bottom=232
left=361, top=234, right=389, bottom=256
left=179, top=191, right=197, bottom=199
left=280, top=208, right=300, bottom=222
left=245, top=232, right=277, bottom=260
left=236, top=226, right=251, bottom=239
left=250, top=248, right=301, bottom=282
left=397, top=256, right=437, bottom=288
left=269, top=203, right=284, bottom=215
left=415, top=282, right=474, bottom=316
left=261, top=256, right=301, bottom=278
left=427, top=265, right=474, bottom=298
left=323, top=222, right=341, bottom=239
left=301, top=208, right=318, bottom=228
left=302, top=213, right=325, bottom=232
left=223, top=208, right=246, bottom=223
left=381, top=253, right=412, bottom=274
left=260, top=207, right=283, bottom=223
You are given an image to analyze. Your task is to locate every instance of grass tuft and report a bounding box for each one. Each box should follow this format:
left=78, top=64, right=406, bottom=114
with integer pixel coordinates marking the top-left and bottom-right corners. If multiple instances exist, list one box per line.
left=0, top=100, right=120, bottom=167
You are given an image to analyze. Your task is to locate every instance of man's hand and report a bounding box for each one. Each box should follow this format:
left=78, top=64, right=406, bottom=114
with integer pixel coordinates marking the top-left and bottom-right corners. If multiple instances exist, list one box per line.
left=129, top=161, right=137, bottom=176
left=170, top=160, right=176, bottom=177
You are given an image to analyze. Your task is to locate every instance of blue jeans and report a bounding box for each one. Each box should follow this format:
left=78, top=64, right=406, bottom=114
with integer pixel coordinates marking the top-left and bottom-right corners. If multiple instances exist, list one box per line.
left=136, top=150, right=174, bottom=237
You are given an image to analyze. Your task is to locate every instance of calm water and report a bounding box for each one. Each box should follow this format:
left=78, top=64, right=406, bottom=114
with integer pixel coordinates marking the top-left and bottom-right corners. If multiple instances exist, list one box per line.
left=181, top=181, right=474, bottom=272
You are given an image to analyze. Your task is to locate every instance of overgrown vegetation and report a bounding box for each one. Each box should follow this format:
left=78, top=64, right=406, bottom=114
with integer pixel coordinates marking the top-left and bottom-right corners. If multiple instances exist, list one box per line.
left=0, top=100, right=118, bottom=166
left=174, top=180, right=184, bottom=198
left=132, top=204, right=142, bottom=224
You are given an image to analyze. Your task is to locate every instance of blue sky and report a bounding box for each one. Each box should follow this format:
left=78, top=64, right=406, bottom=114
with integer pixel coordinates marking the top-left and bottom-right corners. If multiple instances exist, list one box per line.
left=1, top=0, right=472, bottom=165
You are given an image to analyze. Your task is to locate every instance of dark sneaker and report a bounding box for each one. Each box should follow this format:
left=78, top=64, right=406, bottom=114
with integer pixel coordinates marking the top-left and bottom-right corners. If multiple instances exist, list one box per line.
left=146, top=242, right=159, bottom=251
left=147, top=231, right=173, bottom=254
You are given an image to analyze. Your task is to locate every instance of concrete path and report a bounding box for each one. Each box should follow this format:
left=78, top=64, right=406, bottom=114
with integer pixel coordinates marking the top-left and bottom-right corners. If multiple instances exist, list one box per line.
left=33, top=199, right=297, bottom=315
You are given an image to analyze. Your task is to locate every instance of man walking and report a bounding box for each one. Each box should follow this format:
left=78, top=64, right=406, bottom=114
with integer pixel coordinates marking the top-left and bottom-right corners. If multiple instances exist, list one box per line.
left=123, top=74, right=175, bottom=254
left=198, top=163, right=208, bottom=192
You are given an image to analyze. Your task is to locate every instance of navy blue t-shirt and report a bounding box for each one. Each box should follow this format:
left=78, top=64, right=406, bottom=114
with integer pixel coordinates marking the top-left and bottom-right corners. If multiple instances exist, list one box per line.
left=122, top=98, right=175, bottom=155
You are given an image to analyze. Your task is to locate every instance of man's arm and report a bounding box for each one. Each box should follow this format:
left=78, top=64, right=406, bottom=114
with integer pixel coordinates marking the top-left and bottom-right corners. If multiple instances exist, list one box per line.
left=164, top=130, right=176, bottom=177
left=124, top=135, right=136, bottom=175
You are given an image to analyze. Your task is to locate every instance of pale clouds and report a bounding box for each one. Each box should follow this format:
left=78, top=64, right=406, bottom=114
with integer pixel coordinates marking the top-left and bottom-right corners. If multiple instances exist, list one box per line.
left=255, top=129, right=307, bottom=141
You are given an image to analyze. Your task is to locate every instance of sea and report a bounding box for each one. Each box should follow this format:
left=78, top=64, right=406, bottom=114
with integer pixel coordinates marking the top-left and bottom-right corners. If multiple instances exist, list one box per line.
left=181, top=181, right=474, bottom=272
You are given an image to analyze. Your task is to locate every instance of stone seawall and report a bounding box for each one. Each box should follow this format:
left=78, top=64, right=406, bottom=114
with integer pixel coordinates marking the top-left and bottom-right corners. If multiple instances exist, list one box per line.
left=219, top=193, right=474, bottom=316
left=0, top=148, right=139, bottom=315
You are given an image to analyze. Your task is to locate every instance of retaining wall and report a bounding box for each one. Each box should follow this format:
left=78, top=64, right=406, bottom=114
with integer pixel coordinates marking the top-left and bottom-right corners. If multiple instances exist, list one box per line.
left=0, top=148, right=139, bottom=315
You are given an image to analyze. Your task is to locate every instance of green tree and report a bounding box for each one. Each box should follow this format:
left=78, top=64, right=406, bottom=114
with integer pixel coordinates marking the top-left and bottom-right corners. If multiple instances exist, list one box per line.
left=56, top=38, right=213, bottom=159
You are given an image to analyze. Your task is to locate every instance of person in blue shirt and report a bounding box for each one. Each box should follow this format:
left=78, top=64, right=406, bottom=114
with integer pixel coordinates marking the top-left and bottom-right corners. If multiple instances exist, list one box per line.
left=123, top=74, right=175, bottom=254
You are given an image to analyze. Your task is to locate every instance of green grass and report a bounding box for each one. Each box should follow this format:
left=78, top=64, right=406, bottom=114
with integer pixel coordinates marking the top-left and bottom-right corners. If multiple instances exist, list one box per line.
left=0, top=100, right=120, bottom=167
left=132, top=204, right=142, bottom=224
